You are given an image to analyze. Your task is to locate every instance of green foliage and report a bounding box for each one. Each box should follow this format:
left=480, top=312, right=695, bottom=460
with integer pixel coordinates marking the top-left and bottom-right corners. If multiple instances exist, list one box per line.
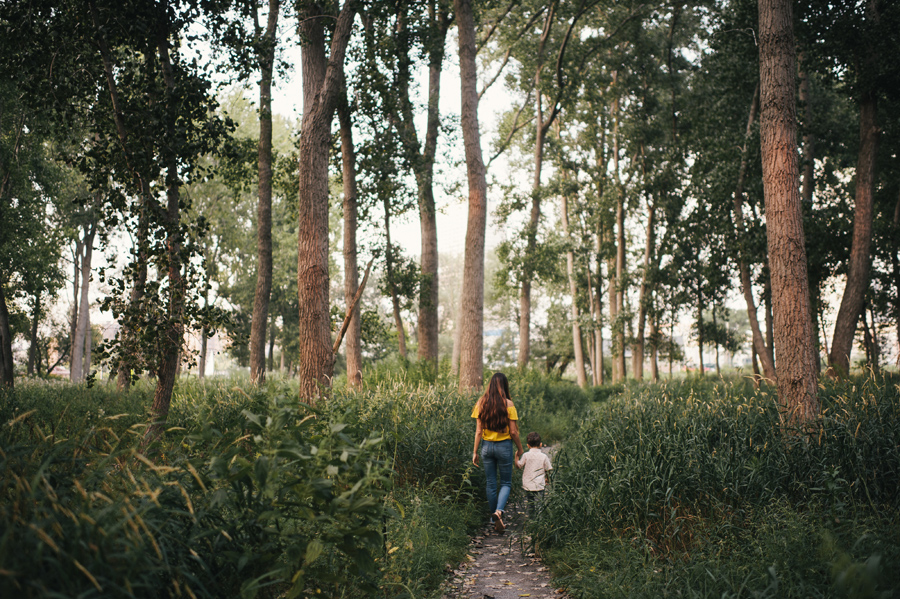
left=531, top=374, right=900, bottom=598
left=0, top=380, right=390, bottom=598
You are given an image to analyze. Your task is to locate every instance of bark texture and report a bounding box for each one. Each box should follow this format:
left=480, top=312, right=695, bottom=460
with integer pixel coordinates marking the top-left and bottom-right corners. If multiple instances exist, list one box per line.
left=249, top=0, right=281, bottom=384
left=296, top=1, right=356, bottom=402
left=454, top=0, right=488, bottom=391
left=71, top=222, right=96, bottom=383
left=337, top=90, right=362, bottom=388
left=758, top=0, right=819, bottom=425
left=828, top=93, right=879, bottom=376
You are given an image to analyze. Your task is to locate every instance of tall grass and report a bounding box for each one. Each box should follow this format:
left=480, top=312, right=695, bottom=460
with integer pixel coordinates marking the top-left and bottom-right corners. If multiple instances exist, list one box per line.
left=532, top=374, right=900, bottom=598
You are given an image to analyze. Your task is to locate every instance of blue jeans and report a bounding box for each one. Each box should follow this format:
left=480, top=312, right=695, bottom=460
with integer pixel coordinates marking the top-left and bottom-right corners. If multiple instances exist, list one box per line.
left=481, top=439, right=513, bottom=515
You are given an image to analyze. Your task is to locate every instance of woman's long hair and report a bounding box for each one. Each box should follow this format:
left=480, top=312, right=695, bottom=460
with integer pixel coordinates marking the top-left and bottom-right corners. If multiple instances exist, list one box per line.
left=480, top=372, right=511, bottom=433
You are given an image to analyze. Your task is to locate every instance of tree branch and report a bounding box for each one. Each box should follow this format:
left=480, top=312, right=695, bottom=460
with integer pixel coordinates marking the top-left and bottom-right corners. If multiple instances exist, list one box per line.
left=333, top=256, right=375, bottom=355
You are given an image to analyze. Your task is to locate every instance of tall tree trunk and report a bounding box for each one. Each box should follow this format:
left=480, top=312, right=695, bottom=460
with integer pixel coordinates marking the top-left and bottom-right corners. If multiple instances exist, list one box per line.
left=337, top=88, right=362, bottom=388
left=594, top=231, right=605, bottom=385
left=828, top=92, right=879, bottom=377
left=27, top=293, right=40, bottom=376
left=649, top=311, right=659, bottom=381
left=199, top=326, right=208, bottom=379
left=71, top=222, right=96, bottom=383
left=586, top=243, right=603, bottom=386
left=296, top=1, right=356, bottom=402
left=560, top=174, right=587, bottom=388
left=451, top=299, right=461, bottom=375
left=383, top=197, right=407, bottom=360
left=267, top=316, right=276, bottom=371
left=454, top=0, right=488, bottom=391
left=518, top=4, right=556, bottom=369
left=869, top=304, right=880, bottom=373
left=69, top=239, right=82, bottom=375
left=733, top=83, right=777, bottom=380
left=391, top=3, right=449, bottom=368
left=697, top=285, right=704, bottom=376
left=249, top=0, right=281, bottom=385
left=891, top=192, right=900, bottom=359
left=713, top=307, right=720, bottom=375
left=612, top=78, right=626, bottom=382
left=608, top=253, right=618, bottom=381
left=0, top=282, right=13, bottom=388
left=758, top=0, right=819, bottom=425
left=633, top=197, right=656, bottom=380
left=82, top=304, right=91, bottom=380
left=145, top=33, right=185, bottom=446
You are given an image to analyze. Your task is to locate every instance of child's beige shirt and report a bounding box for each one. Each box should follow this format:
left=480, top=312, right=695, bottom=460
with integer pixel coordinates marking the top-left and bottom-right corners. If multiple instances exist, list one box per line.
left=516, top=448, right=553, bottom=491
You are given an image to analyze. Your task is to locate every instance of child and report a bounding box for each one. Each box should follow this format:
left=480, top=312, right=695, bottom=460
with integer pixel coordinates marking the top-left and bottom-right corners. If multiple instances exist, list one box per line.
left=515, top=432, right=553, bottom=514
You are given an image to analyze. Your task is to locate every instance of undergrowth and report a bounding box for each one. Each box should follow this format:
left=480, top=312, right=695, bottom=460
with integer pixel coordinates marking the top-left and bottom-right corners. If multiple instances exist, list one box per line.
left=0, top=367, right=588, bottom=598
left=532, top=374, right=900, bottom=598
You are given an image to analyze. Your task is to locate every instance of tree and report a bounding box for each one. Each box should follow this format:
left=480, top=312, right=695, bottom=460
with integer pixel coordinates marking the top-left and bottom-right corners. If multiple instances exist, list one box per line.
left=295, top=0, right=356, bottom=402
left=757, top=0, right=819, bottom=424
left=454, top=0, right=488, bottom=391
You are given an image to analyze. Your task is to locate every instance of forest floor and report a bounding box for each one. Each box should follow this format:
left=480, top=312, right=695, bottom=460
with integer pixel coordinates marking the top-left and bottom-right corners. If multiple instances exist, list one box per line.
left=442, top=447, right=567, bottom=599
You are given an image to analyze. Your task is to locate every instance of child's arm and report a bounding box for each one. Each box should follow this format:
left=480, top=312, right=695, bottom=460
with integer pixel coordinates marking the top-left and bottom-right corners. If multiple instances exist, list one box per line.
left=515, top=453, right=526, bottom=469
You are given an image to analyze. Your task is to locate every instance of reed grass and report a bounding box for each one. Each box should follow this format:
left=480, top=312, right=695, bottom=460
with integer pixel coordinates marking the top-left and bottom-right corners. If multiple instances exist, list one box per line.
left=531, top=374, right=900, bottom=598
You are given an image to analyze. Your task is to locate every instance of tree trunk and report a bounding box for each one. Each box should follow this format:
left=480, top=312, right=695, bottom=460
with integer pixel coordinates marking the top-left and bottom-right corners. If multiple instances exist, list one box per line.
left=267, top=314, right=276, bottom=371
left=454, top=0, right=488, bottom=391
left=595, top=231, right=605, bottom=385
left=145, top=34, right=185, bottom=446
left=585, top=242, right=603, bottom=386
left=337, top=88, right=362, bottom=388
left=608, top=253, right=618, bottom=381
left=390, top=5, right=449, bottom=369
left=71, top=222, right=96, bottom=383
left=560, top=178, right=587, bottom=388
left=296, top=1, right=356, bottom=402
left=713, top=307, right=720, bottom=375
left=733, top=82, right=777, bottom=380
left=870, top=304, right=880, bottom=373
left=27, top=293, right=40, bottom=376
left=69, top=239, right=82, bottom=376
left=517, top=5, right=556, bottom=370
left=612, top=79, right=626, bottom=382
left=758, top=0, right=819, bottom=425
left=383, top=197, right=407, bottom=360
left=828, top=92, right=879, bottom=377
left=0, top=282, right=13, bottom=388
left=649, top=311, right=659, bottom=381
left=633, top=198, right=656, bottom=380
left=249, top=0, right=281, bottom=385
left=697, top=285, right=704, bottom=376
left=82, top=304, right=91, bottom=380
left=891, top=192, right=900, bottom=360
left=199, top=326, right=208, bottom=379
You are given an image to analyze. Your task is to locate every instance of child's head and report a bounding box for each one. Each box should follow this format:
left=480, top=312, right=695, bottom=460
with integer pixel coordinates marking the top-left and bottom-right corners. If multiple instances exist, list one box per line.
left=526, top=432, right=542, bottom=447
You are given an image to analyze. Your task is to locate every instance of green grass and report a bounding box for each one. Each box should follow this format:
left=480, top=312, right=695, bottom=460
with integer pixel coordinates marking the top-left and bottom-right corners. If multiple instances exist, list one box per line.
left=531, top=374, right=900, bottom=598
left=2, top=366, right=589, bottom=599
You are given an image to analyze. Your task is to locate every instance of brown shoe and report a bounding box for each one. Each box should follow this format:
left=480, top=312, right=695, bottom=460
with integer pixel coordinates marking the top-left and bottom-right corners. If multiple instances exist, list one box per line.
left=493, top=511, right=505, bottom=532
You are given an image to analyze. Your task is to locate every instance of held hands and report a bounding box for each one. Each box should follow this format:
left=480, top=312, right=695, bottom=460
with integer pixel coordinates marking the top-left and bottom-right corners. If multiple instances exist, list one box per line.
left=472, top=452, right=479, bottom=466
left=515, top=450, right=523, bottom=469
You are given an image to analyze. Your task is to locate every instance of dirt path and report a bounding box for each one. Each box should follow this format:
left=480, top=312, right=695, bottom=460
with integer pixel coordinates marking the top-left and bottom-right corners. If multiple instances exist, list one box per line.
left=442, top=448, right=566, bottom=599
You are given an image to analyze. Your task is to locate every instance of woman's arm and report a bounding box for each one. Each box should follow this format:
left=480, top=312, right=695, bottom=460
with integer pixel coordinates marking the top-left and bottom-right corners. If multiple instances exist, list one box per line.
left=472, top=418, right=483, bottom=466
left=509, top=418, right=524, bottom=463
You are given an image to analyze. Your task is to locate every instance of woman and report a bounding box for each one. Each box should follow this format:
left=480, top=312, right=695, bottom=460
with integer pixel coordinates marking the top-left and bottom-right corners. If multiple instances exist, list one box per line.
left=471, top=372, right=524, bottom=531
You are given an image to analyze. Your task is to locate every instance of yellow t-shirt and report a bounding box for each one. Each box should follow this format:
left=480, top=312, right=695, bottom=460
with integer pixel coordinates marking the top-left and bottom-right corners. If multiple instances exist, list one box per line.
left=471, top=402, right=518, bottom=442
